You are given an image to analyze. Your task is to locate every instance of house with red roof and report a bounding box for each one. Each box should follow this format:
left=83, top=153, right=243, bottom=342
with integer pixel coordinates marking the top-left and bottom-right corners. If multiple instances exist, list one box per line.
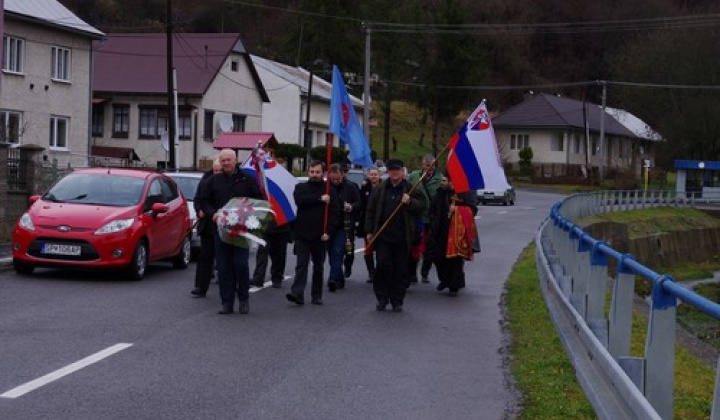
left=492, top=93, right=661, bottom=178
left=0, top=0, right=104, bottom=167
left=91, top=33, right=269, bottom=169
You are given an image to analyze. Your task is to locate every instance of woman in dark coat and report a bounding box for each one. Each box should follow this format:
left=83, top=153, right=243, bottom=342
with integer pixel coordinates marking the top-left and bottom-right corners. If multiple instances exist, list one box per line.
left=425, top=172, right=478, bottom=296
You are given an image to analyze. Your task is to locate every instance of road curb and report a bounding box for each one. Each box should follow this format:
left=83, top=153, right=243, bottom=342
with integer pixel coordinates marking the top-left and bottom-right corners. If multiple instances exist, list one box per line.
left=0, top=257, right=13, bottom=272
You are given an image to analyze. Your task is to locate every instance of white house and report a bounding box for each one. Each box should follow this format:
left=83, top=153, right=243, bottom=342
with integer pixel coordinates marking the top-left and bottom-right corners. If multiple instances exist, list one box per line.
left=0, top=0, right=104, bottom=167
left=251, top=55, right=363, bottom=149
left=492, top=93, right=661, bottom=178
left=91, top=33, right=269, bottom=169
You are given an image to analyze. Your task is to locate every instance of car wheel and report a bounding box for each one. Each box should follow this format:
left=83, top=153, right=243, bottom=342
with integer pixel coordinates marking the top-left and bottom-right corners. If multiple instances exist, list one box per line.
left=172, top=236, right=191, bottom=269
left=502, top=196, right=509, bottom=206
left=480, top=199, right=487, bottom=205
left=127, top=240, right=148, bottom=280
left=13, top=259, right=34, bottom=275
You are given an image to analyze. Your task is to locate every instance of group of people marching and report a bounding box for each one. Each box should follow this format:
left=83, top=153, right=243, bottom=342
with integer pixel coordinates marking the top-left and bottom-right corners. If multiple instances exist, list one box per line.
left=190, top=149, right=478, bottom=315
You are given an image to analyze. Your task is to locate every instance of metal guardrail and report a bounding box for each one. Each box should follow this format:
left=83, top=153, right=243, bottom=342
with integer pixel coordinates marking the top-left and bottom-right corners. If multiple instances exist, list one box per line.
left=536, top=190, right=720, bottom=420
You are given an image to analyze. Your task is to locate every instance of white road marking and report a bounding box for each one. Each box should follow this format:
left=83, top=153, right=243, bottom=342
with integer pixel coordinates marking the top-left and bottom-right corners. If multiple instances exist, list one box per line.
left=0, top=343, right=133, bottom=399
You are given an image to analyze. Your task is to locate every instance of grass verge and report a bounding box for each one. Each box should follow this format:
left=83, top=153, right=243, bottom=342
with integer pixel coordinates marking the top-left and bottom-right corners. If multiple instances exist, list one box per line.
left=507, top=243, right=716, bottom=419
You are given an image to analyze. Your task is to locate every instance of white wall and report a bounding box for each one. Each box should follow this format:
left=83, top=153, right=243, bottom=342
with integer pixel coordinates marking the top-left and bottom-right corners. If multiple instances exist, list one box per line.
left=1, top=20, right=94, bottom=168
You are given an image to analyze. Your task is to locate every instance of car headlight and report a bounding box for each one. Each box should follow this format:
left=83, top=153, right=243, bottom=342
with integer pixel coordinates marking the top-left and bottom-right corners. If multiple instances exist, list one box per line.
left=95, top=218, right=135, bottom=235
left=19, top=213, right=35, bottom=231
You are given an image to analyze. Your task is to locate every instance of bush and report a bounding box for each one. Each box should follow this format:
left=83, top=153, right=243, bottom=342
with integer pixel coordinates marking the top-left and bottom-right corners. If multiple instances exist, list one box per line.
left=519, top=146, right=534, bottom=177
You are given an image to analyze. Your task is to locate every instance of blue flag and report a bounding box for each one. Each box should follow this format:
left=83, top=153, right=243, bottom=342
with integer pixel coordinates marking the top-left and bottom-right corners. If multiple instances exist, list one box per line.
left=329, top=65, right=374, bottom=167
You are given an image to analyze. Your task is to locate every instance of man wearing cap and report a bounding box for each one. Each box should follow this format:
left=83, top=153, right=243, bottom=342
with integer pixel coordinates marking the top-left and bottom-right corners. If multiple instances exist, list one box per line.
left=364, top=158, right=426, bottom=312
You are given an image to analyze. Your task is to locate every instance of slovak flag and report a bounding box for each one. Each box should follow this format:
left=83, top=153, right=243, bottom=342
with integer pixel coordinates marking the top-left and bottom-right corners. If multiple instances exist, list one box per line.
left=447, top=101, right=510, bottom=193
left=329, top=65, right=374, bottom=167
left=242, top=147, right=297, bottom=226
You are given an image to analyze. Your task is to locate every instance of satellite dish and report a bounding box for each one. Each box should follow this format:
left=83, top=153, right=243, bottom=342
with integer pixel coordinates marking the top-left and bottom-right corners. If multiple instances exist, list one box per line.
left=161, top=131, right=169, bottom=151
left=218, top=115, right=233, bottom=133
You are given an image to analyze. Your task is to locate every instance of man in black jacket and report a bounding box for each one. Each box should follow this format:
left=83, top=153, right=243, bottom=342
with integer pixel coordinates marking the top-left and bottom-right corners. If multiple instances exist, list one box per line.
left=191, top=159, right=222, bottom=297
left=199, top=149, right=262, bottom=315
left=365, top=158, right=426, bottom=312
left=286, top=160, right=339, bottom=306
left=326, top=164, right=361, bottom=291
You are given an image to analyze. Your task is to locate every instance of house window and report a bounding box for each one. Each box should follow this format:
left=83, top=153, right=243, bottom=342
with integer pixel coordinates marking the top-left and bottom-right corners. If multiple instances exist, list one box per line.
left=139, top=107, right=168, bottom=139
left=231, top=60, right=239, bottom=72
left=232, top=114, right=246, bottom=132
left=92, top=104, right=104, bottom=136
left=0, top=110, right=22, bottom=144
left=573, top=134, right=581, bottom=154
left=551, top=133, right=564, bottom=152
left=113, top=104, right=130, bottom=138
left=178, top=114, right=192, bottom=140
left=204, top=110, right=215, bottom=140
left=510, top=134, right=529, bottom=150
left=51, top=46, right=71, bottom=81
left=49, top=116, right=69, bottom=149
left=3, top=36, right=24, bottom=73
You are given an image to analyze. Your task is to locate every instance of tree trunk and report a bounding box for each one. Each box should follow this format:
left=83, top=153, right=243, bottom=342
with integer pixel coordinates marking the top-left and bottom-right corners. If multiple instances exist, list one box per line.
left=431, top=99, right=439, bottom=158
left=382, top=83, right=392, bottom=161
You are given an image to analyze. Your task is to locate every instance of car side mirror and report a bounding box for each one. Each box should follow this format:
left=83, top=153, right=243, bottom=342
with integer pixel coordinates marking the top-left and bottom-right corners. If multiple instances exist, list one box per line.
left=29, top=195, right=40, bottom=204
left=151, top=203, right=169, bottom=215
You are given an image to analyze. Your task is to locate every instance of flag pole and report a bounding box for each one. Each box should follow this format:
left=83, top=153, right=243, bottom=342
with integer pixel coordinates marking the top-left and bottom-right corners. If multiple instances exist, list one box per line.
left=366, top=141, right=451, bottom=250
left=322, top=132, right=332, bottom=239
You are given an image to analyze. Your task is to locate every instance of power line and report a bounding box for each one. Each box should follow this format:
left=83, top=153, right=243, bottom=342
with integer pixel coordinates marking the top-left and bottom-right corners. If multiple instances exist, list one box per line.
left=381, top=79, right=720, bottom=91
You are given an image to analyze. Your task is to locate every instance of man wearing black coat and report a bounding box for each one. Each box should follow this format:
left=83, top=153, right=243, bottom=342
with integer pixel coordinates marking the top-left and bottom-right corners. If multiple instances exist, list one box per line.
left=286, top=160, right=339, bottom=306
left=199, top=149, right=263, bottom=315
left=326, top=163, right=361, bottom=291
left=191, top=159, right=222, bottom=297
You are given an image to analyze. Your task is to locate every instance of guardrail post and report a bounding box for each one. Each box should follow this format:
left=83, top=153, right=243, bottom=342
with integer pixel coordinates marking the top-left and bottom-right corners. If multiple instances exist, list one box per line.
left=609, top=254, right=636, bottom=359
left=586, top=241, right=609, bottom=346
left=645, top=276, right=676, bottom=420
left=571, top=233, right=592, bottom=317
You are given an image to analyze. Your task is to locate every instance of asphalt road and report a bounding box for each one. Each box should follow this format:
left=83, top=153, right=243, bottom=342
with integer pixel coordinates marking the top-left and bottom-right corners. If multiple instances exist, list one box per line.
left=0, top=190, right=563, bottom=420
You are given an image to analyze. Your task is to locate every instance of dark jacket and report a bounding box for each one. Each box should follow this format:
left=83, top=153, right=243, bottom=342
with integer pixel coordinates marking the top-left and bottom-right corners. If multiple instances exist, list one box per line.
left=364, top=178, right=426, bottom=250
left=330, top=179, right=361, bottom=231
left=356, top=180, right=377, bottom=238
left=194, top=169, right=215, bottom=235
left=293, top=179, right=339, bottom=241
left=199, top=165, right=263, bottom=220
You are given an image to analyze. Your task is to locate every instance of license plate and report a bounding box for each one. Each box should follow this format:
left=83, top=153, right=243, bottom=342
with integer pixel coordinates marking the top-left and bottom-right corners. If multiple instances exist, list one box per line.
left=41, top=243, right=81, bottom=256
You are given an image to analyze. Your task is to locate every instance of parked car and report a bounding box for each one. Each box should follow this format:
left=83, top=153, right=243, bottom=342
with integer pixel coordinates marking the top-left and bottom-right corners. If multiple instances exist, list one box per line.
left=478, top=185, right=516, bottom=206
left=165, top=171, right=204, bottom=252
left=11, top=168, right=192, bottom=279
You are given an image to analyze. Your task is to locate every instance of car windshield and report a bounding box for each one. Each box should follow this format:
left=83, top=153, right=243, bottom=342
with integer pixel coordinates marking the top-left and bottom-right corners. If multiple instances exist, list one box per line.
left=171, top=176, right=201, bottom=201
left=43, top=173, right=145, bottom=207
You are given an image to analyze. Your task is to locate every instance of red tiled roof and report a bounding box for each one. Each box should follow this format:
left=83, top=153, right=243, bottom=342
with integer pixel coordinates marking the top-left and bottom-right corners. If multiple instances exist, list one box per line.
left=213, top=132, right=278, bottom=150
left=92, top=33, right=268, bottom=101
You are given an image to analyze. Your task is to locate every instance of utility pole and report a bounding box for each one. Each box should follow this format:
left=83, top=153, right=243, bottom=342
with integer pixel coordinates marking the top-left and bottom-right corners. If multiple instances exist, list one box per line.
left=598, top=80, right=607, bottom=182
left=304, top=68, right=315, bottom=171
left=166, top=0, right=176, bottom=170
left=362, top=22, right=371, bottom=147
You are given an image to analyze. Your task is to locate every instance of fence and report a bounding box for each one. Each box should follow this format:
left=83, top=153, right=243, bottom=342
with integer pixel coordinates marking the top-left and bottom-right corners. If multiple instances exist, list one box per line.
left=536, top=189, right=720, bottom=420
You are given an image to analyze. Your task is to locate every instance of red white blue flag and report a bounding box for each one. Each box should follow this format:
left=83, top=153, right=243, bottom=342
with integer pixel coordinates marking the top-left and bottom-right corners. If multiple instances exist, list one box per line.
left=242, top=147, right=297, bottom=226
left=447, top=101, right=510, bottom=193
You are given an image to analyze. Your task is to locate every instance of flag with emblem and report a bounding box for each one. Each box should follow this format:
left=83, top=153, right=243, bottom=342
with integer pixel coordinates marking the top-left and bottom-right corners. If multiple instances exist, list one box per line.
left=446, top=101, right=510, bottom=193
left=329, top=65, right=374, bottom=167
left=242, top=146, right=297, bottom=226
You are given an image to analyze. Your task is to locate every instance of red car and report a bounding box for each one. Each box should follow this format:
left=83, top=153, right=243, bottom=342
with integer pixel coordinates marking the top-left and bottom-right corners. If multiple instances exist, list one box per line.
left=12, top=168, right=192, bottom=280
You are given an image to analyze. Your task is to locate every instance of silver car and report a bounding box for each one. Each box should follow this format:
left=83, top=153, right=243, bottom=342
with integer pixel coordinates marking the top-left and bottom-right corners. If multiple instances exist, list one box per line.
left=166, top=172, right=205, bottom=252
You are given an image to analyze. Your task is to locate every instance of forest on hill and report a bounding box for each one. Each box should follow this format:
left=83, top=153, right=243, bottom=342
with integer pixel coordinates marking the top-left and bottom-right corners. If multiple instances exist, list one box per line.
left=60, top=0, right=720, bottom=167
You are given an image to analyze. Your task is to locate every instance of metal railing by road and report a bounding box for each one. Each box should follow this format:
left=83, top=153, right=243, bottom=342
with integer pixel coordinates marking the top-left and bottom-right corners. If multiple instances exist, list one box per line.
left=536, top=189, right=720, bottom=420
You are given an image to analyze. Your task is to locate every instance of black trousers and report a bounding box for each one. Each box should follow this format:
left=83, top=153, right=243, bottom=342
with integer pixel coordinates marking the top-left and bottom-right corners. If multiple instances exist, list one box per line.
left=252, top=230, right=290, bottom=285
left=374, top=239, right=408, bottom=307
left=290, top=238, right=327, bottom=300
left=194, top=228, right=215, bottom=292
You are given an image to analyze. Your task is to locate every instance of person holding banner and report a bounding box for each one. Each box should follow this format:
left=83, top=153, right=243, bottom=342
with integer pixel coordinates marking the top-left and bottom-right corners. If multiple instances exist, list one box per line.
left=364, top=159, right=426, bottom=312
left=426, top=172, right=477, bottom=296
left=286, top=161, right=339, bottom=306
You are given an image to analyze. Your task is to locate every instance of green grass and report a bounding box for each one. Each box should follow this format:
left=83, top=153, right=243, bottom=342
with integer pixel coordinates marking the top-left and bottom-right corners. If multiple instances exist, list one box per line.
left=508, top=244, right=717, bottom=419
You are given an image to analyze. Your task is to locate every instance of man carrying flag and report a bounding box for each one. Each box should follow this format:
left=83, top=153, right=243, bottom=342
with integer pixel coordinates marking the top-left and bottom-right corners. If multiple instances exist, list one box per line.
left=329, top=65, right=374, bottom=168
